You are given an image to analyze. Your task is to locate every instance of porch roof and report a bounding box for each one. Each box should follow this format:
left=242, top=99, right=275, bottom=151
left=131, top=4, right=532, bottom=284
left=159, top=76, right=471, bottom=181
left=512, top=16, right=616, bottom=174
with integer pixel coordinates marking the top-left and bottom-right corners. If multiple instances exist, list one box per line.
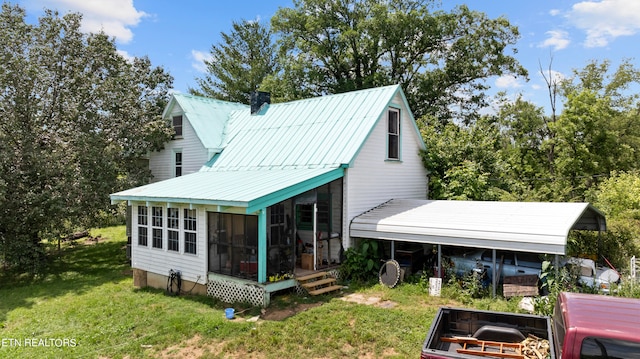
left=111, top=166, right=344, bottom=213
left=350, top=199, right=606, bottom=255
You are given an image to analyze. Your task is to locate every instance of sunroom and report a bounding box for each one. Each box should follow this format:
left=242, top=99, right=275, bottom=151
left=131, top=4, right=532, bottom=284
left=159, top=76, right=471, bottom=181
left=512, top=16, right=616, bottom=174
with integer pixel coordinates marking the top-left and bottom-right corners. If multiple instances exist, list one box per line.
left=112, top=167, right=346, bottom=306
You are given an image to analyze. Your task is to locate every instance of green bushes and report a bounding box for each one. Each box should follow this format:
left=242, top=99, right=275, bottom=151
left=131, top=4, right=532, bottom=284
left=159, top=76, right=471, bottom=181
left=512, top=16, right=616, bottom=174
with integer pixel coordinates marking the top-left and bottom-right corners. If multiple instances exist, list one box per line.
left=340, top=239, right=383, bottom=282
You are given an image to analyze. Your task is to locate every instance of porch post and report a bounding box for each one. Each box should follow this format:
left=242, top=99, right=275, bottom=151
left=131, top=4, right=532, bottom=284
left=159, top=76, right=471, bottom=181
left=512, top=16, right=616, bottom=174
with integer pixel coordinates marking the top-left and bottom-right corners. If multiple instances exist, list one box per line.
left=258, top=208, right=267, bottom=283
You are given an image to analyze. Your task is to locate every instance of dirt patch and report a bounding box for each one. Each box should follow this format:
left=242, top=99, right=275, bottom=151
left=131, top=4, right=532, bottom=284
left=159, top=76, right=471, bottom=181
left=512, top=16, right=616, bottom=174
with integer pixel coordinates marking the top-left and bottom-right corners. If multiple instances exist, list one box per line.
left=260, top=302, right=323, bottom=321
left=156, top=334, right=223, bottom=359
left=340, top=293, right=397, bottom=308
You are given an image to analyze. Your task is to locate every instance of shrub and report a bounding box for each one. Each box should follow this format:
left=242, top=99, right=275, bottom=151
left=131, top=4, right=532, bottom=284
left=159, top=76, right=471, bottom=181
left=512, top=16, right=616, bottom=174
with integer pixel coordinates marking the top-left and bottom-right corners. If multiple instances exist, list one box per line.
left=340, top=239, right=383, bottom=282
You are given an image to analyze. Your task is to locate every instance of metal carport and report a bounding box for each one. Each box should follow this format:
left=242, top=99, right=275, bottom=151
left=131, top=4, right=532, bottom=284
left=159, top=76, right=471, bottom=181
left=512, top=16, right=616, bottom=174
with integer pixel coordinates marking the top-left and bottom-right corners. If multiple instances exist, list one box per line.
left=350, top=199, right=606, bottom=295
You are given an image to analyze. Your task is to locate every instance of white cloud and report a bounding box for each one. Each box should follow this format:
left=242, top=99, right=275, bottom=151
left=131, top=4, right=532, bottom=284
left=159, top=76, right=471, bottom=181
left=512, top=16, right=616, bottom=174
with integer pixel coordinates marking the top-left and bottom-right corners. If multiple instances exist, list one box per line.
left=549, top=9, right=561, bottom=16
left=26, top=0, right=147, bottom=44
left=539, top=30, right=570, bottom=51
left=537, top=69, right=566, bottom=89
left=191, top=50, right=213, bottom=73
left=495, top=75, right=523, bottom=89
left=568, top=0, right=640, bottom=47
left=117, top=49, right=134, bottom=62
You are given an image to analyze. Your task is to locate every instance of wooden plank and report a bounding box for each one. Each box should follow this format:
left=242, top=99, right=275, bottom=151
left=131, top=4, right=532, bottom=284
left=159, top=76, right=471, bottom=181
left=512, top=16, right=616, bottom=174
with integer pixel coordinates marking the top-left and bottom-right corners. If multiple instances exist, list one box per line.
left=308, top=285, right=343, bottom=296
left=503, top=274, right=539, bottom=298
left=456, top=348, right=524, bottom=359
left=296, top=272, right=328, bottom=282
left=440, top=337, right=524, bottom=359
left=301, top=277, right=336, bottom=289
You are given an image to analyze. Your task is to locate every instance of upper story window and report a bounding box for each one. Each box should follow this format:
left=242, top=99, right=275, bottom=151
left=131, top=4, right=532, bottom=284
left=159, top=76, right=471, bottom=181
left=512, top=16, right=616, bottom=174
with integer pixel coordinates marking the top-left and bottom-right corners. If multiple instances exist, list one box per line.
left=387, top=108, right=400, bottom=160
left=172, top=115, right=183, bottom=139
left=175, top=151, right=182, bottom=177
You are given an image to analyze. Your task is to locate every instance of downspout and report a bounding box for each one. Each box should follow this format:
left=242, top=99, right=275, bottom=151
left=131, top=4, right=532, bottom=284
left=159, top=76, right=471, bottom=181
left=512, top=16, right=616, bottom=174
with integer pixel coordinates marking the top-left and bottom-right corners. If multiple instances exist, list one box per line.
left=258, top=209, right=267, bottom=283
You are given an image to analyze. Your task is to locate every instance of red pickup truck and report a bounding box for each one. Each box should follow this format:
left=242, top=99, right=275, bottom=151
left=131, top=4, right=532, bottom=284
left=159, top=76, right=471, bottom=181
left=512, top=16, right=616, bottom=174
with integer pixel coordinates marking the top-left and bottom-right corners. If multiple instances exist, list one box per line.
left=421, top=292, right=640, bottom=358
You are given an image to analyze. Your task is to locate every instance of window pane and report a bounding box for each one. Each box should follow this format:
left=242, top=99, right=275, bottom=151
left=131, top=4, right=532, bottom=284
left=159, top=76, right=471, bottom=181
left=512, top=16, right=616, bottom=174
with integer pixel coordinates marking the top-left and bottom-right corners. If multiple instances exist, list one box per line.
left=184, top=209, right=196, bottom=231
left=173, top=116, right=183, bottom=137
left=388, top=110, right=398, bottom=134
left=388, top=134, right=399, bottom=159
left=175, top=152, right=182, bottom=177
left=138, top=227, right=148, bottom=246
left=137, top=206, right=148, bottom=226
left=168, top=208, right=179, bottom=229
left=185, top=232, right=196, bottom=254
left=168, top=230, right=179, bottom=252
left=152, top=228, right=163, bottom=249
left=152, top=207, right=163, bottom=227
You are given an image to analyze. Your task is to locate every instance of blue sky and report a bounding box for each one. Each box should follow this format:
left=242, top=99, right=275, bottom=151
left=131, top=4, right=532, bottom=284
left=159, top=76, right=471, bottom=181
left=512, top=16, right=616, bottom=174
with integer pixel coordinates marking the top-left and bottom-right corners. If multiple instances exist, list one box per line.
left=18, top=0, right=640, bottom=113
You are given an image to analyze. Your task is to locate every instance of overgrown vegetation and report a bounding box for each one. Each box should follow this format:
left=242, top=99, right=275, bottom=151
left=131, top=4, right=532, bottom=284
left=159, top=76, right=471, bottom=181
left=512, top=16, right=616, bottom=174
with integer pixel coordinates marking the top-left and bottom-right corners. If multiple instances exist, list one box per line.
left=340, top=239, right=383, bottom=283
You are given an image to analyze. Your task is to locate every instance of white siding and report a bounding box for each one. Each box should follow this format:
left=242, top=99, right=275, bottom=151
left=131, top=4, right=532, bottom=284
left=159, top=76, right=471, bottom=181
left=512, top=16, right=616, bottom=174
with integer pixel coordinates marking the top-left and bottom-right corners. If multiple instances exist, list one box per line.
left=148, top=105, right=209, bottom=183
left=343, top=93, right=428, bottom=247
left=131, top=203, right=207, bottom=283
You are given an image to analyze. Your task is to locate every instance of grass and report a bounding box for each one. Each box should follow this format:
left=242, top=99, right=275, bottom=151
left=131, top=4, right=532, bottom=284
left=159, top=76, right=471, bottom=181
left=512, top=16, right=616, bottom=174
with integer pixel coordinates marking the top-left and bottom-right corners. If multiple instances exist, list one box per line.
left=0, top=226, right=520, bottom=358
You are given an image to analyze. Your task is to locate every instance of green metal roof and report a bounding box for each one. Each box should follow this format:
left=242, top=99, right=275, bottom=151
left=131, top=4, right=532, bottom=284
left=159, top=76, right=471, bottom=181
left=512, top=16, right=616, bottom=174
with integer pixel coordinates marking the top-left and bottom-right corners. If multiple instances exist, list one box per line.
left=111, top=167, right=344, bottom=213
left=113, top=85, right=424, bottom=210
left=163, top=93, right=248, bottom=151
left=205, top=84, right=424, bottom=171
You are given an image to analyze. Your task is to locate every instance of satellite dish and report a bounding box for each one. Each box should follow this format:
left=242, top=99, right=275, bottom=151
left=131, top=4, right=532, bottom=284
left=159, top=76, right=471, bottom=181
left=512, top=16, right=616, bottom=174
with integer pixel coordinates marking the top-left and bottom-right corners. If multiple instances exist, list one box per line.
left=379, top=259, right=401, bottom=288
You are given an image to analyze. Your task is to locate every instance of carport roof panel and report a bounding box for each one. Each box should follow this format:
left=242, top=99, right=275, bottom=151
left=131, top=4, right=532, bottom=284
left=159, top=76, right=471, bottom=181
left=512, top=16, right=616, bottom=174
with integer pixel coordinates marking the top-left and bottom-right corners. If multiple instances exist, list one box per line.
left=349, top=199, right=606, bottom=255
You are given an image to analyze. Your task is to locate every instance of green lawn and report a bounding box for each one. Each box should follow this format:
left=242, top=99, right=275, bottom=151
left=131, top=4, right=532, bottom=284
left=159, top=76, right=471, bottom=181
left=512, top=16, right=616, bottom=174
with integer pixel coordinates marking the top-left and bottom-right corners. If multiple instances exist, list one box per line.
left=0, top=227, right=516, bottom=358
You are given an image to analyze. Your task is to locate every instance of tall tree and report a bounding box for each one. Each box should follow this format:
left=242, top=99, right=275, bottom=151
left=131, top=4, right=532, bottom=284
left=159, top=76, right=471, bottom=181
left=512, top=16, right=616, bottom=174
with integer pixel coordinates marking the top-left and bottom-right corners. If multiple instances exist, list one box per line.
left=495, top=94, right=558, bottom=200
left=550, top=60, right=640, bottom=200
left=421, top=116, right=507, bottom=200
left=270, top=0, right=526, bottom=122
left=191, top=19, right=279, bottom=104
left=0, top=4, right=173, bottom=273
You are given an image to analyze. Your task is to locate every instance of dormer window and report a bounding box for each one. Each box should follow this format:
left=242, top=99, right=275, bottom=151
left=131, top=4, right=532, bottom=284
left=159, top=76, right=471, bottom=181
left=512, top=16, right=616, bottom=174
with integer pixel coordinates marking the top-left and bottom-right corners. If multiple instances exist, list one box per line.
left=172, top=115, right=183, bottom=138
left=387, top=108, right=400, bottom=160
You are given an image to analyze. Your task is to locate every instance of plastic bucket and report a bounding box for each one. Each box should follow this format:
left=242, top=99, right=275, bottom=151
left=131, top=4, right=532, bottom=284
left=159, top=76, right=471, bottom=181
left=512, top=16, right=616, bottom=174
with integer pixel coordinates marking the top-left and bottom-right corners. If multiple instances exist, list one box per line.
left=225, top=308, right=235, bottom=319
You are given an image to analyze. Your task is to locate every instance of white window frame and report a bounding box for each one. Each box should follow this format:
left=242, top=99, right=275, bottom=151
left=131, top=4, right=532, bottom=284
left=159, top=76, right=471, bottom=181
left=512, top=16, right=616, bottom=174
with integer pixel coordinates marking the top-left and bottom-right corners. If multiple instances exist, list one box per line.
left=387, top=107, right=401, bottom=160
left=184, top=209, right=197, bottom=255
left=137, top=206, right=148, bottom=246
left=172, top=115, right=183, bottom=139
left=151, top=206, right=163, bottom=249
left=167, top=208, right=180, bottom=252
left=174, top=150, right=182, bottom=177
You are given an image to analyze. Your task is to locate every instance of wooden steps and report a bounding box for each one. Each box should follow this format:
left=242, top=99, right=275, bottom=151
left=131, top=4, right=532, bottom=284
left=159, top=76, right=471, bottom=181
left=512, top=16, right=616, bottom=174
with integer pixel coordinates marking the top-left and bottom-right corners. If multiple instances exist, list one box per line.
left=297, top=271, right=343, bottom=296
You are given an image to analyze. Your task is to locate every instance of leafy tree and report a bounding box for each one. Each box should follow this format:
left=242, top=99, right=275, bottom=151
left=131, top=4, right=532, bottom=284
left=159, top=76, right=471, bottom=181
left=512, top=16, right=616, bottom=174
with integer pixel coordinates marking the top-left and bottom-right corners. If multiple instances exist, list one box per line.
left=495, top=94, right=561, bottom=201
left=270, top=0, right=526, bottom=122
left=192, top=19, right=279, bottom=104
left=421, top=116, right=506, bottom=200
left=0, top=4, right=173, bottom=274
left=548, top=60, right=640, bottom=200
left=569, top=171, right=640, bottom=269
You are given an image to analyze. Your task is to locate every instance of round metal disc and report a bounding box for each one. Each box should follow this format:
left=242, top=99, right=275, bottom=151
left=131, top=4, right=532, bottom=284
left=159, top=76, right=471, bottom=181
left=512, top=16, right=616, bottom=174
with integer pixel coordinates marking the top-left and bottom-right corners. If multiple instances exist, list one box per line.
left=379, top=259, right=401, bottom=288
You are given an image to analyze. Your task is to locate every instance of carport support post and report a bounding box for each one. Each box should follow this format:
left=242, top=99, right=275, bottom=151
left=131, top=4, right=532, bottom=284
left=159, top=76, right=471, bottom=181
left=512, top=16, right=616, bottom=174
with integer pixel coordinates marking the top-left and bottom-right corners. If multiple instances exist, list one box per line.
left=391, top=241, right=395, bottom=260
left=492, top=249, right=497, bottom=298
left=437, top=244, right=442, bottom=278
